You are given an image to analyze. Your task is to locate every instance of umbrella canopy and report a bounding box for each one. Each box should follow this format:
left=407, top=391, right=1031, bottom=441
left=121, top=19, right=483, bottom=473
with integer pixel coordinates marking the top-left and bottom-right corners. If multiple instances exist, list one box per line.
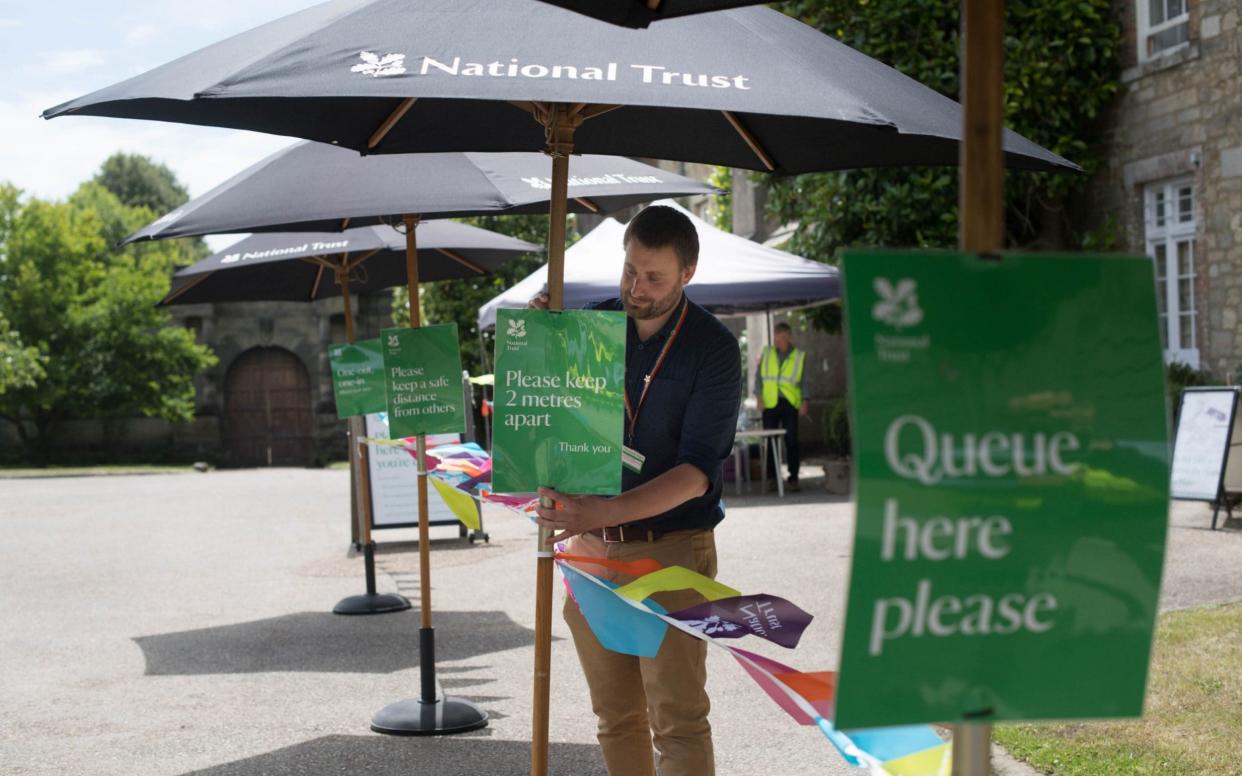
left=532, top=0, right=766, bottom=28
left=477, top=200, right=837, bottom=330
left=163, top=221, right=539, bottom=306
left=127, top=144, right=720, bottom=242
left=44, top=0, right=1074, bottom=174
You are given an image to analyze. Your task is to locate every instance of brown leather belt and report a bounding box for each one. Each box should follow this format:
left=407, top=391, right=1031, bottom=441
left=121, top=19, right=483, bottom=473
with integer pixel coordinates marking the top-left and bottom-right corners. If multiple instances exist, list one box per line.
left=590, top=525, right=664, bottom=543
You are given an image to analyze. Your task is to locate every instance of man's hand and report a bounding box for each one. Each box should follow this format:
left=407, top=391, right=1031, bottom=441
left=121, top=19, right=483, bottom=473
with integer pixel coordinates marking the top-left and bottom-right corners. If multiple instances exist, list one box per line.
left=528, top=290, right=550, bottom=310
left=800, top=400, right=810, bottom=417
left=534, top=486, right=614, bottom=544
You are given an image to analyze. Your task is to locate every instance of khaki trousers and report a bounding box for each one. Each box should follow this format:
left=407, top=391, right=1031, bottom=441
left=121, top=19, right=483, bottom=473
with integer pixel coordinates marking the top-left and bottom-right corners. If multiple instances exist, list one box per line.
left=563, top=529, right=718, bottom=776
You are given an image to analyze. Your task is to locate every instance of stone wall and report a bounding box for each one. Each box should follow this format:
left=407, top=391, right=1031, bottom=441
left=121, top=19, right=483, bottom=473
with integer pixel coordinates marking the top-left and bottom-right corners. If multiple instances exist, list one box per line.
left=1089, top=0, right=1242, bottom=377
left=0, top=292, right=396, bottom=465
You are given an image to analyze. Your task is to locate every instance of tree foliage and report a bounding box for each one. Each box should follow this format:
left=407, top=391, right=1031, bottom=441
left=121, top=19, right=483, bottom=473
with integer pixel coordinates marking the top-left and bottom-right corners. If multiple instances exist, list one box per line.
left=93, top=152, right=190, bottom=214
left=0, top=311, right=45, bottom=396
left=393, top=214, right=569, bottom=373
left=0, top=174, right=216, bottom=463
left=769, top=0, right=1121, bottom=331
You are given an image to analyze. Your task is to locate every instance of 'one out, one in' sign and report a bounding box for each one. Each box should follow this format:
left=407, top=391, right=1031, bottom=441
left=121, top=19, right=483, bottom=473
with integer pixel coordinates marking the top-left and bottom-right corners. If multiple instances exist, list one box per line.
left=328, top=338, right=386, bottom=419
left=380, top=323, right=465, bottom=439
left=492, top=309, right=626, bottom=495
left=835, top=251, right=1170, bottom=729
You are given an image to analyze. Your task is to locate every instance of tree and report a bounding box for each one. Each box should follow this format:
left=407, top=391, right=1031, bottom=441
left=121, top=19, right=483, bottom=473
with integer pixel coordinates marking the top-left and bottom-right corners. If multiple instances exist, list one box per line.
left=0, top=312, right=45, bottom=396
left=392, top=214, right=566, bottom=373
left=0, top=181, right=216, bottom=464
left=93, top=152, right=190, bottom=214
left=768, top=0, right=1121, bottom=331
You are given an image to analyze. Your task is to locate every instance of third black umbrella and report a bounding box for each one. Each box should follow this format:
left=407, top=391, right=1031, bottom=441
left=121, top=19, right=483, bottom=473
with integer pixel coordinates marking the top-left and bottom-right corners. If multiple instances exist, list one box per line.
left=162, top=221, right=539, bottom=306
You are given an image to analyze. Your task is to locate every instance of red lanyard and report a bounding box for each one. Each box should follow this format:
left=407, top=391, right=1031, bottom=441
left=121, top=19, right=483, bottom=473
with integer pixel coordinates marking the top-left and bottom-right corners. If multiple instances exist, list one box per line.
left=623, top=298, right=690, bottom=442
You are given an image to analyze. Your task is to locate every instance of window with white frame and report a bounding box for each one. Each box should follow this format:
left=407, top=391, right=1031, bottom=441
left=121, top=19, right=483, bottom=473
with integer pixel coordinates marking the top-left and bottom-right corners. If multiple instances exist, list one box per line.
left=1137, top=0, right=1191, bottom=62
left=1145, top=178, right=1197, bottom=367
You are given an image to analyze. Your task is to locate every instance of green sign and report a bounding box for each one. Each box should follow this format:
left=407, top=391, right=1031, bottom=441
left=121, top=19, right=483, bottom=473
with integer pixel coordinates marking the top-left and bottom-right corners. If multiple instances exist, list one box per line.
left=381, top=323, right=465, bottom=438
left=492, top=309, right=626, bottom=494
left=835, top=251, right=1170, bottom=729
left=328, top=338, right=387, bottom=419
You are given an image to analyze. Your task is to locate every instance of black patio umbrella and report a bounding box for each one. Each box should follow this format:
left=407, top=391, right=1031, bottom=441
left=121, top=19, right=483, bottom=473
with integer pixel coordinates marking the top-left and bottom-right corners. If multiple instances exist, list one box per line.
left=127, top=144, right=719, bottom=242
left=43, top=0, right=1073, bottom=175
left=161, top=222, right=539, bottom=305
left=44, top=0, right=1077, bottom=766
left=533, top=0, right=767, bottom=28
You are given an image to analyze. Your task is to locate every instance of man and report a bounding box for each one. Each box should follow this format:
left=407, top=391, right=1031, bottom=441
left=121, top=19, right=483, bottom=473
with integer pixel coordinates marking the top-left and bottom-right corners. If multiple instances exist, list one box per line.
left=533, top=205, right=741, bottom=776
left=755, top=321, right=808, bottom=492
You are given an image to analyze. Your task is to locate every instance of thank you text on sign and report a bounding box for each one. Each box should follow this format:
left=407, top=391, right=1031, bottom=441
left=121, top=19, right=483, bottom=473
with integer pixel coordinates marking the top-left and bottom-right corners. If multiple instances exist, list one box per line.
left=328, top=338, right=386, bottom=419
left=381, top=324, right=465, bottom=438
left=492, top=309, right=625, bottom=494
left=834, top=251, right=1170, bottom=729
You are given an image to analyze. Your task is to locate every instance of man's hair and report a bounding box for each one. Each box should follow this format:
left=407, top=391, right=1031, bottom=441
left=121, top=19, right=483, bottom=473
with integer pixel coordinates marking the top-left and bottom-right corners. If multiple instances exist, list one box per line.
left=622, top=205, right=699, bottom=270
left=774, top=322, right=793, bottom=334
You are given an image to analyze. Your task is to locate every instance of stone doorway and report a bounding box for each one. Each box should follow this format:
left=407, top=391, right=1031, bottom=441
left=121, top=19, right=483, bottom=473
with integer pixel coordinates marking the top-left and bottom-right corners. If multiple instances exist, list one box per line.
left=223, top=347, right=315, bottom=467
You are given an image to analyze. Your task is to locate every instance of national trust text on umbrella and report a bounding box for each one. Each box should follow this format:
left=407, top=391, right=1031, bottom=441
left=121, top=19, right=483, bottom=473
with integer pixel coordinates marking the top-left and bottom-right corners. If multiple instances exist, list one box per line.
left=421, top=57, right=751, bottom=89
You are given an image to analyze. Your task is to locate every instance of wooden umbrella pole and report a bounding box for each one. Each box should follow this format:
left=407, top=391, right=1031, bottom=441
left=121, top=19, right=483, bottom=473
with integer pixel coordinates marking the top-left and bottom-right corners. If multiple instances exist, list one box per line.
left=338, top=259, right=362, bottom=548
left=954, top=0, right=1004, bottom=774
left=403, top=214, right=434, bottom=637
left=339, top=261, right=377, bottom=550
left=531, top=102, right=579, bottom=776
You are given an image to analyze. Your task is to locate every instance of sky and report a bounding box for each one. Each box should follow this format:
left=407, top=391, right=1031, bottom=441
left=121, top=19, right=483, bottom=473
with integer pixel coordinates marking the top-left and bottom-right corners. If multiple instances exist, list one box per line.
left=0, top=1, right=318, bottom=247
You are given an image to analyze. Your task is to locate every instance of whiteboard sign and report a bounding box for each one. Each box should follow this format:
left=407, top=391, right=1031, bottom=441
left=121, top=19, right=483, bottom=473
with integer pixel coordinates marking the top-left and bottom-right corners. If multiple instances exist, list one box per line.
left=1170, top=388, right=1239, bottom=500
left=365, top=412, right=459, bottom=529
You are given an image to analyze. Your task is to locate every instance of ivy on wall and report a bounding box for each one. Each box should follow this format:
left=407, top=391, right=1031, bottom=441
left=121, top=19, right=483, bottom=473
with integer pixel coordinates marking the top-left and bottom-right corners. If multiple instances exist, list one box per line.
left=768, top=0, right=1122, bottom=331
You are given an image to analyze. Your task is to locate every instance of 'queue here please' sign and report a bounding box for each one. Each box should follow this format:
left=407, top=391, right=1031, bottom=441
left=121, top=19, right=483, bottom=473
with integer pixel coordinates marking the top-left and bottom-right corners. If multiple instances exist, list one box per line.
left=834, top=251, right=1170, bottom=729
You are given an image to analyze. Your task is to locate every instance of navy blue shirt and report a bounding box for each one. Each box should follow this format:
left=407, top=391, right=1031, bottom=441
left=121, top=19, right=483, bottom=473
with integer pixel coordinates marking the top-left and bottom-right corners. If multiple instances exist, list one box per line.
left=589, top=295, right=741, bottom=533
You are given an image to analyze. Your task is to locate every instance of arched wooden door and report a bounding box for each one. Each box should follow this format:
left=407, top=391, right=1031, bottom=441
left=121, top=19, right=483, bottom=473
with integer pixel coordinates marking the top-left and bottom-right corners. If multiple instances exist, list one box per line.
left=223, top=347, right=315, bottom=467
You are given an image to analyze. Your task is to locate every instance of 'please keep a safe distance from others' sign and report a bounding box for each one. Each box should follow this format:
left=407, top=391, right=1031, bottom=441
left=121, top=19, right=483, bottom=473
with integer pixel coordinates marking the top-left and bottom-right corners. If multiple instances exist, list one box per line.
left=328, top=338, right=386, bottom=419
left=381, top=323, right=465, bottom=439
left=834, top=251, right=1170, bottom=729
left=492, top=309, right=625, bottom=494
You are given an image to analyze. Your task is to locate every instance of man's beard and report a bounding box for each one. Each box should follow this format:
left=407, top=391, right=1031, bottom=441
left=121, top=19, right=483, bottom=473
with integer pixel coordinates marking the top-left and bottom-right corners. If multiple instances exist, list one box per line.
left=621, top=284, right=683, bottom=320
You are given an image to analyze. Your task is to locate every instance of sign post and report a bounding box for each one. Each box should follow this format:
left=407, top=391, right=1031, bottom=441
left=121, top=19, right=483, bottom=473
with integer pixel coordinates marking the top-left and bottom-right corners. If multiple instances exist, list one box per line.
left=955, top=0, right=1006, bottom=769
left=492, top=306, right=625, bottom=773
left=369, top=317, right=488, bottom=736
left=835, top=251, right=1170, bottom=734
left=328, top=338, right=411, bottom=616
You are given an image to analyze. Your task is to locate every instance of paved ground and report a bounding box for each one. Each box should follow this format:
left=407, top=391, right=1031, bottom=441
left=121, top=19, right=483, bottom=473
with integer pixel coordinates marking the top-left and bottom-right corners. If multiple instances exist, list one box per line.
left=1, top=470, right=1239, bottom=776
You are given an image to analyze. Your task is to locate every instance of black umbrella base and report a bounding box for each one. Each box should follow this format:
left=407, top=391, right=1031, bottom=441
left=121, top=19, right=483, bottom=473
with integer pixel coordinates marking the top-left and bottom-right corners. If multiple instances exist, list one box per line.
left=371, top=696, right=489, bottom=736
left=333, top=592, right=411, bottom=615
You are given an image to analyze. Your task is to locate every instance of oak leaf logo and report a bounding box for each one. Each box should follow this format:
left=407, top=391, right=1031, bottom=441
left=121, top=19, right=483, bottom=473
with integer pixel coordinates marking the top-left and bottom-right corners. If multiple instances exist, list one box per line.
left=871, top=277, right=924, bottom=329
left=350, top=51, right=406, bottom=78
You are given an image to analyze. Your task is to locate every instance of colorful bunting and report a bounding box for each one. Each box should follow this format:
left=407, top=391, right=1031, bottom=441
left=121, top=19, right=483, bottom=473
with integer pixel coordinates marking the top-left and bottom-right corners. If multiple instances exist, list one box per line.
left=360, top=436, right=952, bottom=775
left=428, top=476, right=481, bottom=531
left=670, top=594, right=814, bottom=649
left=552, top=556, right=952, bottom=775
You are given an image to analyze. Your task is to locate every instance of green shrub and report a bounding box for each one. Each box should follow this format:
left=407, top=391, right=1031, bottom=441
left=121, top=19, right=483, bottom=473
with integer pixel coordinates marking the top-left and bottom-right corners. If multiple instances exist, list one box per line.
left=823, top=396, right=852, bottom=459
left=1167, top=361, right=1215, bottom=422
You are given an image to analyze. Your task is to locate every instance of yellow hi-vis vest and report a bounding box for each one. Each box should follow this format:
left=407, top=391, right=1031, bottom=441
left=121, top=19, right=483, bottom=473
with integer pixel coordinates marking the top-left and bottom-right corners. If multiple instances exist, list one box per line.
left=760, top=346, right=805, bottom=409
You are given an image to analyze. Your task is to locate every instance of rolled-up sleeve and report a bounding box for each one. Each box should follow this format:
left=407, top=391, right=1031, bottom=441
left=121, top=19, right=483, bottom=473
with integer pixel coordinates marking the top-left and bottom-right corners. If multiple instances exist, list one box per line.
left=676, top=334, right=742, bottom=483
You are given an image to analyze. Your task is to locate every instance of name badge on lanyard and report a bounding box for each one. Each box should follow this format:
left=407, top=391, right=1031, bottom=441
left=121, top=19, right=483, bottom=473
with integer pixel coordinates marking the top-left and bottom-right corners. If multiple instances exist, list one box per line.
left=622, top=445, right=646, bottom=474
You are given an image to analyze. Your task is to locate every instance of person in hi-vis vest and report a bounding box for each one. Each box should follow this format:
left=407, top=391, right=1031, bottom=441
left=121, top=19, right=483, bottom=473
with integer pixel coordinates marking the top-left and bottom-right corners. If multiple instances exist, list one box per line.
left=754, top=322, right=808, bottom=491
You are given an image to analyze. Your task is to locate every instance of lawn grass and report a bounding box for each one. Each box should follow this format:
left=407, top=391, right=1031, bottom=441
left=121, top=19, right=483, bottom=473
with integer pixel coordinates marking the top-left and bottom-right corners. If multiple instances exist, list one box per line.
left=995, top=602, right=1242, bottom=775
left=0, top=464, right=196, bottom=478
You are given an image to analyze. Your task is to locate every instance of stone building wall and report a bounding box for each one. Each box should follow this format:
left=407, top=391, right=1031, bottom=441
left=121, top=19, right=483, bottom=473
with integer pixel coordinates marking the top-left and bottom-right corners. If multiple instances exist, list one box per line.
left=1089, top=0, right=1242, bottom=377
left=0, top=292, right=396, bottom=465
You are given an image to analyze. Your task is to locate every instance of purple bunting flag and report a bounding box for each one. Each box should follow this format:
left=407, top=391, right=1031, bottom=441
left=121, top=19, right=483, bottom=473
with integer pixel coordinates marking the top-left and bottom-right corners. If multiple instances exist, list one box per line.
left=668, top=594, right=813, bottom=649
